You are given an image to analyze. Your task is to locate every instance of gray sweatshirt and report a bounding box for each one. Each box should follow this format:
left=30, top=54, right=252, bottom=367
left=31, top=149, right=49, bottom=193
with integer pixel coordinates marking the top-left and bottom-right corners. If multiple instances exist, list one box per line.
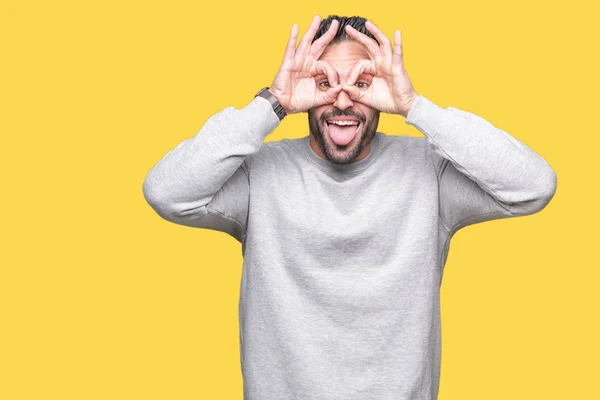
left=142, top=94, right=557, bottom=400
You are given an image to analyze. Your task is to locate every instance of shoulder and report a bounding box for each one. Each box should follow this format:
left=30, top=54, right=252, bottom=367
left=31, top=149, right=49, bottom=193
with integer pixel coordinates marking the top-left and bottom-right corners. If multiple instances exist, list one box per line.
left=377, top=132, right=429, bottom=158
left=260, top=137, right=300, bottom=158
left=246, top=137, right=304, bottom=170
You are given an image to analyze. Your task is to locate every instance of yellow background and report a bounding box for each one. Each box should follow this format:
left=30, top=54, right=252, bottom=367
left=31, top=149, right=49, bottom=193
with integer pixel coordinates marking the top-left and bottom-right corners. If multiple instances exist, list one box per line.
left=1, top=0, right=597, bottom=398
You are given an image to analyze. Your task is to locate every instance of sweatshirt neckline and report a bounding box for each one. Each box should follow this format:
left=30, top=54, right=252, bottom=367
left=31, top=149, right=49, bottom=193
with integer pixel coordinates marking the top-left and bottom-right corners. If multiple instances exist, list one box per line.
left=300, top=132, right=381, bottom=174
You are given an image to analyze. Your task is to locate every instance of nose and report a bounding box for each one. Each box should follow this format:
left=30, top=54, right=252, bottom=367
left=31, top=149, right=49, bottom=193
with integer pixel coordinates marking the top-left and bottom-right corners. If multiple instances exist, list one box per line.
left=333, top=88, right=354, bottom=110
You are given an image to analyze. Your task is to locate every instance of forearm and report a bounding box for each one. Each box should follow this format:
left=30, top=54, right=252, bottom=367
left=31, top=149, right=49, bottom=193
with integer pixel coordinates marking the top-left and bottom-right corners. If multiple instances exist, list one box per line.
left=142, top=96, right=280, bottom=216
left=405, top=94, right=557, bottom=215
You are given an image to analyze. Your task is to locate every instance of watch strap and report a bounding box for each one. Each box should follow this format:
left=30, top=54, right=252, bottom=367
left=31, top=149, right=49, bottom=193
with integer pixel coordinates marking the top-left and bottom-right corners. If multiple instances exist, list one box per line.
left=255, top=87, right=287, bottom=121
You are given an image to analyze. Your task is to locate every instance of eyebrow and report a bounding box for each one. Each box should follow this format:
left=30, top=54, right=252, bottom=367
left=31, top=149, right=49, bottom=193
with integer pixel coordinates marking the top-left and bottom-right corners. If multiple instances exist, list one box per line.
left=315, top=72, right=340, bottom=80
left=315, top=72, right=372, bottom=81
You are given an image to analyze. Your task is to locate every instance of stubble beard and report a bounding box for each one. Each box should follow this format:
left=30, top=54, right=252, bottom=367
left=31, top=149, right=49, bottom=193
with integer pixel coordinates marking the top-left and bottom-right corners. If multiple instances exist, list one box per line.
left=308, top=108, right=380, bottom=165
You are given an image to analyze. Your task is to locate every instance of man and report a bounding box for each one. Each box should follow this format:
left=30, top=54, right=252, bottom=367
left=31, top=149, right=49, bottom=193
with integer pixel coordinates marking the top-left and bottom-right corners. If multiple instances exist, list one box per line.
left=143, top=15, right=557, bottom=400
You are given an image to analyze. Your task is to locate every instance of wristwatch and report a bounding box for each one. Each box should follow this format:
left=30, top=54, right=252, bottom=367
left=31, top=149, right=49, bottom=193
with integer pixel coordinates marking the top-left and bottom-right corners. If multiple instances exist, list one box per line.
left=255, top=87, right=287, bottom=121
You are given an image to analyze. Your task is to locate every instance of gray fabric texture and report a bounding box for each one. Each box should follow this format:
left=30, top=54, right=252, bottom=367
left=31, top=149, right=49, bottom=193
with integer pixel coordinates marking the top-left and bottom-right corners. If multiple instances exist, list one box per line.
left=143, top=94, right=557, bottom=400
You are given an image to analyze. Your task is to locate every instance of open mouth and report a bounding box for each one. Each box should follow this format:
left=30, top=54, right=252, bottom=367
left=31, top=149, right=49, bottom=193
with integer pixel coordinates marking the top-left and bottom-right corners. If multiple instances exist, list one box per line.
left=325, top=118, right=361, bottom=146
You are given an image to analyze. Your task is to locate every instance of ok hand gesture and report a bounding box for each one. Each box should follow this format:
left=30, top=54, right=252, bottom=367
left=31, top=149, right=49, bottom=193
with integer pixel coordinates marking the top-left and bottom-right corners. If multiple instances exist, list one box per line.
left=342, top=21, right=419, bottom=117
left=269, top=16, right=344, bottom=114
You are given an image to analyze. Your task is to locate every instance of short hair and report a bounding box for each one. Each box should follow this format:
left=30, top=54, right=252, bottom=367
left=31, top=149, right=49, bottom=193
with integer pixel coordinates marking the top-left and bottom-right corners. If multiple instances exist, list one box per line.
left=311, top=15, right=380, bottom=46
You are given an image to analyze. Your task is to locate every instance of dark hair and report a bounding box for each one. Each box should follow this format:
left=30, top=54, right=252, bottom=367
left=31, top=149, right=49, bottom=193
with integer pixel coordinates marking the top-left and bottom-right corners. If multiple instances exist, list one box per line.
left=311, top=15, right=379, bottom=46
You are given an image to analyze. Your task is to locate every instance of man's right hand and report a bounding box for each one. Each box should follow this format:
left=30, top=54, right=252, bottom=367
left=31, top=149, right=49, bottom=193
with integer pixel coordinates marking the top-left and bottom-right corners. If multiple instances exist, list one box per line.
left=269, top=15, right=343, bottom=114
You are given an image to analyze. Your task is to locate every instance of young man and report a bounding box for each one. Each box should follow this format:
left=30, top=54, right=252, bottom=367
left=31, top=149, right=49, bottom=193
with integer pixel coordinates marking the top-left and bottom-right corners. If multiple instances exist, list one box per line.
left=143, top=14, right=557, bottom=400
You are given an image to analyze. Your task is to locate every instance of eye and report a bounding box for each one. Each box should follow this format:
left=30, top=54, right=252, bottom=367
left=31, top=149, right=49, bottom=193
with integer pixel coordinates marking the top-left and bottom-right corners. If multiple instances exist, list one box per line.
left=319, top=80, right=331, bottom=88
left=355, top=81, right=369, bottom=89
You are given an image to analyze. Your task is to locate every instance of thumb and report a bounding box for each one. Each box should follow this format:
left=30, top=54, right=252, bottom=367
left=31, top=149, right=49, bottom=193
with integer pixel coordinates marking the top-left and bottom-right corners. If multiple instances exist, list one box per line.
left=314, top=84, right=343, bottom=108
left=342, top=83, right=364, bottom=101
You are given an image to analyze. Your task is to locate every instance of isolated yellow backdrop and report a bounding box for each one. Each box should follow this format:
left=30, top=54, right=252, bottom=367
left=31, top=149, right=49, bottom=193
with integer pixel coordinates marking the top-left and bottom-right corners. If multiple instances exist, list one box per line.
left=1, top=0, right=597, bottom=399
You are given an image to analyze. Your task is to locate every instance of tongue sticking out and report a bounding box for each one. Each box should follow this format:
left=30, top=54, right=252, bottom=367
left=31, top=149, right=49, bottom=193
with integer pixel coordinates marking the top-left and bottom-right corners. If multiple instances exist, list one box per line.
left=327, top=123, right=359, bottom=146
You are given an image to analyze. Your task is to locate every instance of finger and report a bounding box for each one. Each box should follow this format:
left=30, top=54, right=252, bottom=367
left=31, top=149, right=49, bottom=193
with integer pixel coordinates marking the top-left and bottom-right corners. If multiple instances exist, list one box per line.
left=344, top=25, right=381, bottom=60
left=365, top=20, right=392, bottom=59
left=344, top=59, right=375, bottom=85
left=341, top=83, right=365, bottom=102
left=296, top=15, right=322, bottom=56
left=315, top=60, right=339, bottom=87
left=392, top=30, right=404, bottom=68
left=308, top=19, right=339, bottom=59
left=283, top=24, right=299, bottom=62
left=315, top=85, right=343, bottom=107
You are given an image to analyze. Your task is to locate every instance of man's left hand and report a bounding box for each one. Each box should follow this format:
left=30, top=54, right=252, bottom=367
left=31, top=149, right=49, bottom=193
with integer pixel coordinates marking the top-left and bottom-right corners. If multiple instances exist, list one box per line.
left=342, top=21, right=419, bottom=118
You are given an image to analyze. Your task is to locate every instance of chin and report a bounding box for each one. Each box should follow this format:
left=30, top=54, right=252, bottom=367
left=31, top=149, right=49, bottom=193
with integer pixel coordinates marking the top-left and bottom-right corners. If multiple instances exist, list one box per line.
left=322, top=125, right=364, bottom=164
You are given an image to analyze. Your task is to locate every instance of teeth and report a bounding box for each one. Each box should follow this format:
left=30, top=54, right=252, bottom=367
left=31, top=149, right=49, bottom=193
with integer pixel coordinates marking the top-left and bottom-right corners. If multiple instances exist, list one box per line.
left=329, top=120, right=359, bottom=126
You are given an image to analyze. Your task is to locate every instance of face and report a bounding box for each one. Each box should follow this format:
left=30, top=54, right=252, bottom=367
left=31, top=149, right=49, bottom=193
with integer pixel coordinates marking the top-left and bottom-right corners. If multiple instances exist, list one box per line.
left=308, top=40, right=380, bottom=165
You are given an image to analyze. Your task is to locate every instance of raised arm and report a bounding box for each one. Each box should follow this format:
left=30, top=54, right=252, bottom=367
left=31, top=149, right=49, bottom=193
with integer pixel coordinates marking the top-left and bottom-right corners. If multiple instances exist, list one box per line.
left=341, top=20, right=556, bottom=232
left=405, top=95, right=557, bottom=232
left=142, top=15, right=344, bottom=242
left=142, top=97, right=280, bottom=242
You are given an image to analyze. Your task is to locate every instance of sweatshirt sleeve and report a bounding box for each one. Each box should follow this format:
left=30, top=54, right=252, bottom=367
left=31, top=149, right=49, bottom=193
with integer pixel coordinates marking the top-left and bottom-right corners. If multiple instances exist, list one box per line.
left=142, top=96, right=280, bottom=242
left=405, top=94, right=557, bottom=233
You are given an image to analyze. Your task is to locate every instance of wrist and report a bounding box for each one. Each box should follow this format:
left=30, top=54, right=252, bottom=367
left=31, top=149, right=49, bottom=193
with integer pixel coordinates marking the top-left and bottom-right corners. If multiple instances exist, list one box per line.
left=267, top=87, right=279, bottom=99
left=400, top=93, right=419, bottom=118
left=268, top=87, right=289, bottom=113
left=256, top=87, right=287, bottom=121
